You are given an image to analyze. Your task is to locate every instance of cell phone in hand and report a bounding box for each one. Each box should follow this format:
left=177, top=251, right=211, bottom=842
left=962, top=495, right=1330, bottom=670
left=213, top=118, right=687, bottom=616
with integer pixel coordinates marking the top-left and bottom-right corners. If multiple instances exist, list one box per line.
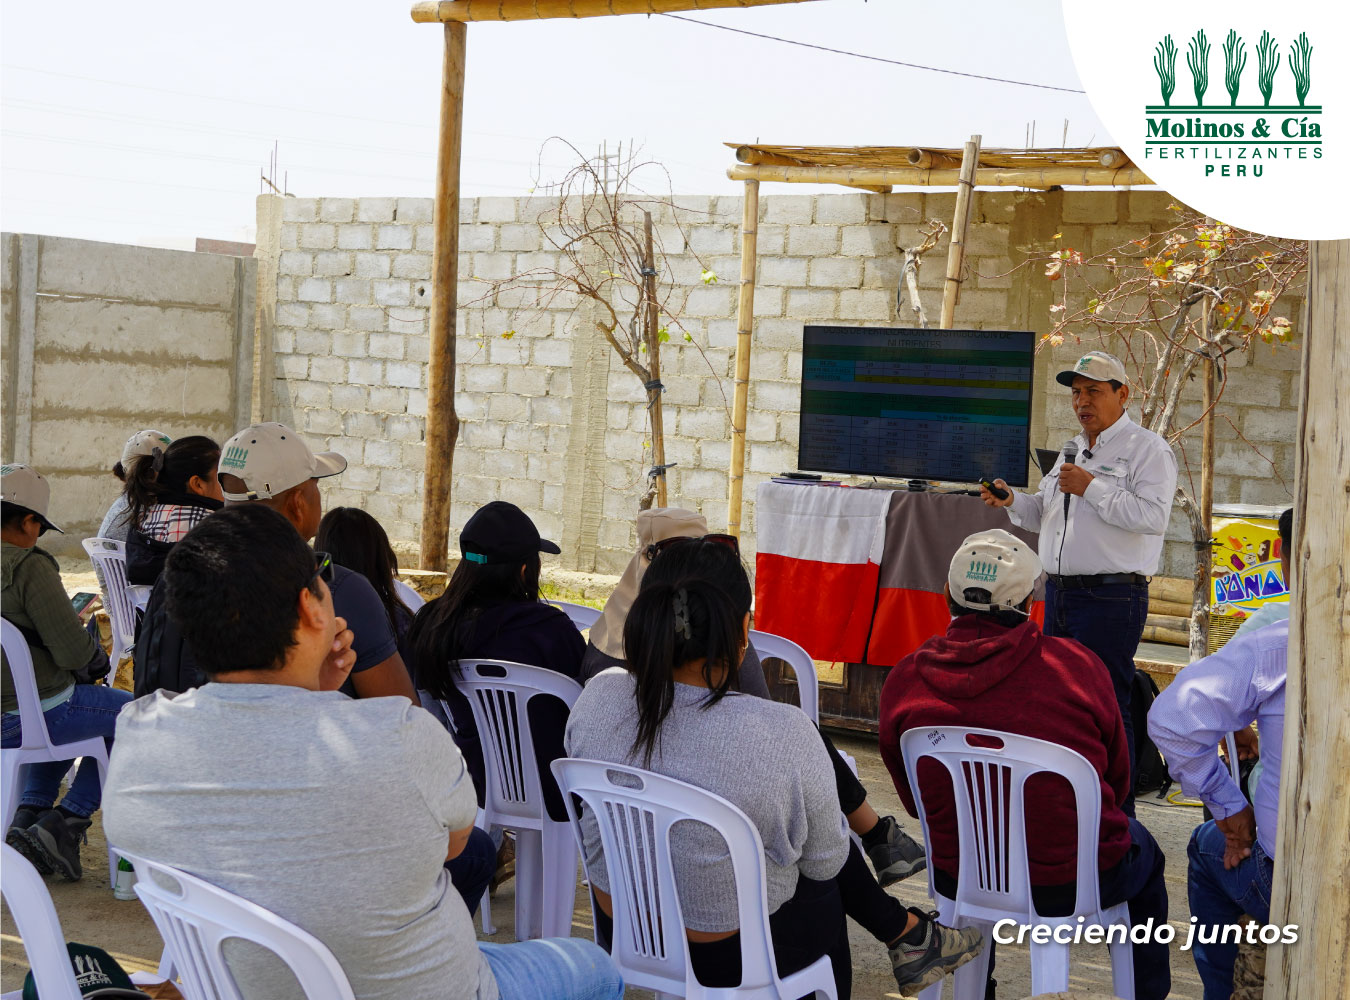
left=71, top=592, right=99, bottom=616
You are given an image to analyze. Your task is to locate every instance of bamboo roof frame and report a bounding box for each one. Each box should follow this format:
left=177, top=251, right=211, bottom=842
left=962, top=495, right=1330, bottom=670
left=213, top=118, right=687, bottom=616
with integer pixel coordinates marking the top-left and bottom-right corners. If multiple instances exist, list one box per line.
left=412, top=0, right=815, bottom=22
left=727, top=143, right=1152, bottom=191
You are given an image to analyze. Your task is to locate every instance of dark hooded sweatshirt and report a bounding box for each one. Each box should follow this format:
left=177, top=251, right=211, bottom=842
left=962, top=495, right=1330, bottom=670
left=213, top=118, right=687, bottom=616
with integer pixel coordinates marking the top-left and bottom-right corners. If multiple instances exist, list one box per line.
left=878, top=615, right=1132, bottom=886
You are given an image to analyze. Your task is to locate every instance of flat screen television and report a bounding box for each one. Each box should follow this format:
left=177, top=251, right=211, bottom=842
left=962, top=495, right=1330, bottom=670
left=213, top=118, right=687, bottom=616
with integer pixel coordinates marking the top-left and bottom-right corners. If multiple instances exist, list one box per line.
left=797, top=325, right=1036, bottom=487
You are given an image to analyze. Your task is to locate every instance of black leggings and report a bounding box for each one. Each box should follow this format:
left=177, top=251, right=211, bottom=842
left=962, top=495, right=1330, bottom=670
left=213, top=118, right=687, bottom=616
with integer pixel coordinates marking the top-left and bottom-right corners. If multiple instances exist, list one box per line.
left=819, top=727, right=868, bottom=815
left=594, top=867, right=852, bottom=999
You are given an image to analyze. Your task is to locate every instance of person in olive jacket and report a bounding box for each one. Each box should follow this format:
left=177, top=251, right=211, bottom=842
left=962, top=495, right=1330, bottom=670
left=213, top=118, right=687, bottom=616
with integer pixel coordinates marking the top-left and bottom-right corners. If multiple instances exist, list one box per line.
left=1, top=464, right=133, bottom=881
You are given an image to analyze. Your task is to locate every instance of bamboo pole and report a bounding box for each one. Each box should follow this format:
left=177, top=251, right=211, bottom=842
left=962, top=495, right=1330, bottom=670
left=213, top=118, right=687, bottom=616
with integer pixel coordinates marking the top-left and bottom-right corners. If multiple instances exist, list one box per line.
left=419, top=20, right=467, bottom=572
left=726, top=163, right=1154, bottom=188
left=642, top=211, right=668, bottom=509
left=1265, top=239, right=1350, bottom=1000
left=411, top=0, right=815, bottom=21
left=939, top=135, right=981, bottom=329
left=727, top=178, right=759, bottom=539
left=1193, top=336, right=1215, bottom=662
left=906, top=149, right=962, bottom=169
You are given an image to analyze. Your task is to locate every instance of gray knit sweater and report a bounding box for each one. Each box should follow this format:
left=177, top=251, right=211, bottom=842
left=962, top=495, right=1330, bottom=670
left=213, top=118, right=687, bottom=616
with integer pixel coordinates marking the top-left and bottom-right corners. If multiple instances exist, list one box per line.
left=563, top=668, right=848, bottom=932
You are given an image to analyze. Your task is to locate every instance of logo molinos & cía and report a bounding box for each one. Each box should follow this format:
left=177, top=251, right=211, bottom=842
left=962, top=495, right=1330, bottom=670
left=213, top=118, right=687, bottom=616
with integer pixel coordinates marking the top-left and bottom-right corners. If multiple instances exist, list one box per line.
left=1146, top=29, right=1320, bottom=179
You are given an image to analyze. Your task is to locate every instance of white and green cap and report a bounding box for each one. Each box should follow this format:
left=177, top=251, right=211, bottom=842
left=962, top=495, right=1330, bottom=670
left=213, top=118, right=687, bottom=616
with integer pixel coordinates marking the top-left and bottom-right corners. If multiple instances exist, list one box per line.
left=0, top=463, right=62, bottom=533
left=218, top=422, right=346, bottom=501
left=948, top=528, right=1041, bottom=614
left=1055, top=350, right=1129, bottom=388
left=120, top=429, right=172, bottom=467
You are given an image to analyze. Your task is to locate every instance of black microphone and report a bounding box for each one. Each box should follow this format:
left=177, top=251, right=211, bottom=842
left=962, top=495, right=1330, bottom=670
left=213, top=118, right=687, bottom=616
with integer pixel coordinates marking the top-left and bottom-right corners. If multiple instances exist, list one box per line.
left=1062, top=441, right=1078, bottom=519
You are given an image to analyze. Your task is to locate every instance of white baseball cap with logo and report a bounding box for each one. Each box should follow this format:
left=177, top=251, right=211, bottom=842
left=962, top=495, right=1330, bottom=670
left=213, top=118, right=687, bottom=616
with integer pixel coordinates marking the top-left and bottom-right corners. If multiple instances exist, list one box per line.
left=0, top=464, right=62, bottom=533
left=120, top=429, right=172, bottom=468
left=1055, top=350, right=1129, bottom=388
left=217, top=423, right=346, bottom=501
left=947, top=528, right=1042, bottom=614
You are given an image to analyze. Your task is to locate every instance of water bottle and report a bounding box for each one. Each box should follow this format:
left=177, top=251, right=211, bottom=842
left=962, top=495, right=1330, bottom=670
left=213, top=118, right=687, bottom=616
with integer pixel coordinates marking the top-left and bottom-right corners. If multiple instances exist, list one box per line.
left=113, top=856, right=138, bottom=900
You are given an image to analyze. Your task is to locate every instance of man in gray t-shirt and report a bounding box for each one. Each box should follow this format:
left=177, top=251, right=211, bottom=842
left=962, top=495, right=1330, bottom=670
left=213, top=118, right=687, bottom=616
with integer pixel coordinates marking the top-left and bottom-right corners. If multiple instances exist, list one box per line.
left=104, top=504, right=622, bottom=1000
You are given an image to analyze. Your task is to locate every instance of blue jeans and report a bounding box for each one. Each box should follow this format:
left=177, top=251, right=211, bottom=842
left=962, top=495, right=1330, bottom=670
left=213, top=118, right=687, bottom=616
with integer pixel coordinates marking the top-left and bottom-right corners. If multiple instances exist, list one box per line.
left=1044, top=579, right=1149, bottom=814
left=479, top=937, right=624, bottom=1000
left=0, top=683, right=132, bottom=818
left=444, top=826, right=496, bottom=916
left=1187, top=820, right=1274, bottom=1000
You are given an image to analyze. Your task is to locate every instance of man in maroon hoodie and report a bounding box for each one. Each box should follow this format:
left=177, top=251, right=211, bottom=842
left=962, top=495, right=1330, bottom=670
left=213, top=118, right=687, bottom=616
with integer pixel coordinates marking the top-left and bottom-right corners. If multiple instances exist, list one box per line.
left=879, top=529, right=1169, bottom=1000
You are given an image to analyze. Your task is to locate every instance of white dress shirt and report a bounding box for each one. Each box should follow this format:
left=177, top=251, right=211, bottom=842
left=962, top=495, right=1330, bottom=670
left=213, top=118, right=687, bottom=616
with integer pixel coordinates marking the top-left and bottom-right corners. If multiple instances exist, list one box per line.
left=1147, top=619, right=1287, bottom=856
left=1007, top=411, right=1178, bottom=576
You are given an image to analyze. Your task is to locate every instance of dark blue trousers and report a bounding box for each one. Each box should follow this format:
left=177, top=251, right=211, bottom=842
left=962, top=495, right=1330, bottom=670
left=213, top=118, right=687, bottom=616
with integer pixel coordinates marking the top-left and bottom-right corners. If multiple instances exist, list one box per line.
left=1043, top=578, right=1150, bottom=814
left=445, top=826, right=497, bottom=917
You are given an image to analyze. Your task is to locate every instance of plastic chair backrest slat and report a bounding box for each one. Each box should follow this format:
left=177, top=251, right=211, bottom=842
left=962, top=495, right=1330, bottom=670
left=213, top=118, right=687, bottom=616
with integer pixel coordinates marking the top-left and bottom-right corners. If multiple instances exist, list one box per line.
left=118, top=851, right=355, bottom=1000
left=455, top=660, right=582, bottom=827
left=547, top=600, right=601, bottom=631
left=900, top=726, right=1106, bottom=922
left=1, top=619, right=54, bottom=749
left=81, top=537, right=137, bottom=659
left=1, top=843, right=83, bottom=1000
left=552, top=758, right=784, bottom=995
left=747, top=629, right=819, bottom=725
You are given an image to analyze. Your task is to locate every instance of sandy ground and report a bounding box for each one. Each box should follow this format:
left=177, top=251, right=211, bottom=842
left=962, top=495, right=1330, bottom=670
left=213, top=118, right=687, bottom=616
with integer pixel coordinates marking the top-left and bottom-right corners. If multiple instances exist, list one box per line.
left=1, top=729, right=1206, bottom=999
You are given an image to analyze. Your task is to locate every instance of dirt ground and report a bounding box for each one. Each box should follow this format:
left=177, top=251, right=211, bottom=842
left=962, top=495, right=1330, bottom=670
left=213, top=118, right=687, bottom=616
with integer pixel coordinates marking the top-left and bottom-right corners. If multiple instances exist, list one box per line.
left=1, top=730, right=1206, bottom=999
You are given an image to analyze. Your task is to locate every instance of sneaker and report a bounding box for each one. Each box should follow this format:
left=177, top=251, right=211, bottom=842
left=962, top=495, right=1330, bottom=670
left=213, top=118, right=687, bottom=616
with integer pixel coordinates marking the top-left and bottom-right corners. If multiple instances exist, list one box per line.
left=18, top=809, right=91, bottom=882
left=889, top=909, right=984, bottom=997
left=6, top=806, right=53, bottom=877
left=865, top=815, right=928, bottom=887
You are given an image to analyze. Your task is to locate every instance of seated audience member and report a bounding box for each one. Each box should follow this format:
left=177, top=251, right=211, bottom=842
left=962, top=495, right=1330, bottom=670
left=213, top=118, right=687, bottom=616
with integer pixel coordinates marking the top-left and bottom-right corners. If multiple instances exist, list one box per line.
left=879, top=529, right=1169, bottom=1000
left=2, top=464, right=133, bottom=880
left=97, top=429, right=172, bottom=542
left=1147, top=508, right=1295, bottom=1000
left=584, top=507, right=927, bottom=888
left=316, top=506, right=417, bottom=661
left=133, top=423, right=415, bottom=704
left=407, top=501, right=581, bottom=810
left=566, top=537, right=982, bottom=999
left=123, top=435, right=224, bottom=584
left=104, top=505, right=624, bottom=1000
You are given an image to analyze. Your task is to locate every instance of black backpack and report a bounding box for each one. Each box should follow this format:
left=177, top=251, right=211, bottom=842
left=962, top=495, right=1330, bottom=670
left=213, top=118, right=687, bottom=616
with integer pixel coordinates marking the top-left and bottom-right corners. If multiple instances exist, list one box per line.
left=1131, top=669, right=1173, bottom=797
left=132, top=577, right=204, bottom=697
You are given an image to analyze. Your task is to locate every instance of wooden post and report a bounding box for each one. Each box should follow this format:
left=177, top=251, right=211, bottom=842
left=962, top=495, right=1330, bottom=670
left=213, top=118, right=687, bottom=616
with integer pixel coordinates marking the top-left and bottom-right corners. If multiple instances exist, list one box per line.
left=727, top=178, right=759, bottom=538
left=940, top=134, right=981, bottom=329
left=419, top=21, right=466, bottom=571
left=642, top=211, right=668, bottom=509
left=1265, top=239, right=1350, bottom=1000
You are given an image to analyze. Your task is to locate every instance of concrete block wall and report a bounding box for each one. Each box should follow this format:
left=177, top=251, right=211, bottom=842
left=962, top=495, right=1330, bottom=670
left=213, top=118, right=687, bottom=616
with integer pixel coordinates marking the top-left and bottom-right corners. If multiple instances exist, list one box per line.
left=262, top=191, right=1302, bottom=577
left=2, top=233, right=256, bottom=554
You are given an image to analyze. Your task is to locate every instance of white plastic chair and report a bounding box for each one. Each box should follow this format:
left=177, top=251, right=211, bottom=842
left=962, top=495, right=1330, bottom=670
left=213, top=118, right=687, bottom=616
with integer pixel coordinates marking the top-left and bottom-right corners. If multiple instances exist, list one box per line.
left=552, top=758, right=837, bottom=1000
left=900, top=726, right=1134, bottom=1000
left=128, top=584, right=154, bottom=615
left=749, top=629, right=857, bottom=778
left=548, top=600, right=601, bottom=631
left=0, top=843, right=164, bottom=1000
left=453, top=659, right=582, bottom=940
left=118, top=850, right=356, bottom=1000
left=1223, top=732, right=1241, bottom=784
left=0, top=620, right=118, bottom=878
left=748, top=630, right=820, bottom=725
left=81, top=538, right=137, bottom=664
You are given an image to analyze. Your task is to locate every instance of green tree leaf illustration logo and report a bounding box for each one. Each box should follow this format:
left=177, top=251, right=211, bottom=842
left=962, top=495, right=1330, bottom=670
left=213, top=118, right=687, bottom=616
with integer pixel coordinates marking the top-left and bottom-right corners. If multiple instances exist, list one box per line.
left=1222, top=30, right=1247, bottom=106
left=1153, top=34, right=1178, bottom=106
left=1187, top=29, right=1211, bottom=106
left=1289, top=31, right=1312, bottom=107
left=1256, top=31, right=1280, bottom=107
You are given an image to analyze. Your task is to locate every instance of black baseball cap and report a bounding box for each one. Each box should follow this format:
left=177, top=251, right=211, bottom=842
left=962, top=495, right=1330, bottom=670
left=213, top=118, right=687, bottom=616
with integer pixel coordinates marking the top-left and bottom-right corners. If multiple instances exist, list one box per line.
left=459, top=501, right=561, bottom=566
left=23, top=942, right=151, bottom=999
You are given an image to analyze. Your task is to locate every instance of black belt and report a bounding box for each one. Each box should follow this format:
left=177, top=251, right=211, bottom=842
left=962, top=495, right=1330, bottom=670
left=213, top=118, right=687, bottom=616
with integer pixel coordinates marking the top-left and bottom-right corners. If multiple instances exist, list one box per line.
left=1049, top=572, right=1149, bottom=589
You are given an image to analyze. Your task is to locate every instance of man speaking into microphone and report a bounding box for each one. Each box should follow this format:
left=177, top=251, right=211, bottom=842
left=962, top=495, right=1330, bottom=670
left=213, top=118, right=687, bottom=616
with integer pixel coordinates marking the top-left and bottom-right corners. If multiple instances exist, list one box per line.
left=980, top=351, right=1177, bottom=807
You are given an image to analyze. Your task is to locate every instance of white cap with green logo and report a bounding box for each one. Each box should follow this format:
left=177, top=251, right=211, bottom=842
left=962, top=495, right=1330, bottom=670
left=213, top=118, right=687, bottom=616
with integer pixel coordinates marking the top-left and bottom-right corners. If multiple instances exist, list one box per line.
left=218, top=423, right=346, bottom=501
left=948, top=528, right=1042, bottom=614
left=120, top=429, right=172, bottom=467
left=1055, top=350, right=1129, bottom=388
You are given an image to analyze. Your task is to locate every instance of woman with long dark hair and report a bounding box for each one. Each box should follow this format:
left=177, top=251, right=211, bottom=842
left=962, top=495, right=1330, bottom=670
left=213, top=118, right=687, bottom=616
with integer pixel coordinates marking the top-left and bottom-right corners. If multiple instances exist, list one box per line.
left=565, top=538, right=983, bottom=998
left=97, top=429, right=172, bottom=542
left=123, top=435, right=223, bottom=585
left=406, top=501, right=583, bottom=805
left=316, top=507, right=418, bottom=662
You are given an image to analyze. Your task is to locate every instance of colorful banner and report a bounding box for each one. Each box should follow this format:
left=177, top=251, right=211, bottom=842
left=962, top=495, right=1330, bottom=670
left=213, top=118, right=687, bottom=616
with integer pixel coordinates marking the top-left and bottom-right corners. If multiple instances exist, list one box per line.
left=1211, top=514, right=1288, bottom=618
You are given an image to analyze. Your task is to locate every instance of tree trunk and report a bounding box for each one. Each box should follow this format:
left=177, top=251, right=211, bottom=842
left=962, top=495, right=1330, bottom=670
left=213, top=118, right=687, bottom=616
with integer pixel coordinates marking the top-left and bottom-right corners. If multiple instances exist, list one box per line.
left=642, top=211, right=667, bottom=509
left=1264, top=239, right=1350, bottom=999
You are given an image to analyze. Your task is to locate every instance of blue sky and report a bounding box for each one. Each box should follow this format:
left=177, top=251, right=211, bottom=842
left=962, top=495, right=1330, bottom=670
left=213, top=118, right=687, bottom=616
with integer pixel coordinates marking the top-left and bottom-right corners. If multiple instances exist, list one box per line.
left=1, top=0, right=1107, bottom=249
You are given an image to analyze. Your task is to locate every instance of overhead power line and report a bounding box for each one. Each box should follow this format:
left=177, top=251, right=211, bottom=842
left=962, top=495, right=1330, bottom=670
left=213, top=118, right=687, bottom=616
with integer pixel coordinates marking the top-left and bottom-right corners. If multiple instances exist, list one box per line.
left=659, top=14, right=1086, bottom=94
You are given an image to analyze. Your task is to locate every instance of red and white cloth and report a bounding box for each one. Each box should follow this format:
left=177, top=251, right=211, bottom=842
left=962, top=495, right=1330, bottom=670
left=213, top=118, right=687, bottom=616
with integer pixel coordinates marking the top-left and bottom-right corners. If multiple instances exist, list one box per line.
left=753, top=483, right=891, bottom=663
